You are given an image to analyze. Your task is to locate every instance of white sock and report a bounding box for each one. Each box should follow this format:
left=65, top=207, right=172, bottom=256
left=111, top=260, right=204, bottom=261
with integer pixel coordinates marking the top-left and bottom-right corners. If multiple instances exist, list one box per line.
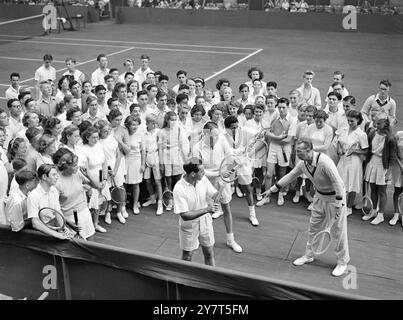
left=226, top=233, right=234, bottom=243
left=248, top=206, right=256, bottom=216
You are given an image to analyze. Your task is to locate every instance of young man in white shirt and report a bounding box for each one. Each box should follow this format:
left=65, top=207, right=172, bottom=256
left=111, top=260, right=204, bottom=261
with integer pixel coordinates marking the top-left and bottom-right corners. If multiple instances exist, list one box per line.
left=258, top=97, right=297, bottom=206
left=27, top=164, right=73, bottom=240
left=118, top=58, right=135, bottom=83
left=34, top=54, right=56, bottom=99
left=192, top=122, right=243, bottom=252
left=134, top=54, right=153, bottom=85
left=63, top=57, right=85, bottom=84
left=6, top=99, right=24, bottom=142
left=5, top=72, right=21, bottom=100
left=172, top=70, right=188, bottom=94
left=91, top=54, right=110, bottom=86
left=5, top=170, right=37, bottom=232
left=296, top=70, right=321, bottom=109
left=173, top=159, right=220, bottom=266
left=361, top=79, right=396, bottom=126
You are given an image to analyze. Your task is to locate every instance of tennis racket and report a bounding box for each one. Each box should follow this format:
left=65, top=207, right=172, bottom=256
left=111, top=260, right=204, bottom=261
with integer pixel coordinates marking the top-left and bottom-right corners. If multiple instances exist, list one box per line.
left=219, top=156, right=242, bottom=183
left=73, top=210, right=81, bottom=238
left=362, top=181, right=373, bottom=216
left=110, top=175, right=127, bottom=205
left=345, top=142, right=360, bottom=157
left=246, top=139, right=269, bottom=162
left=311, top=211, right=340, bottom=255
left=162, top=189, right=174, bottom=209
left=271, top=118, right=289, bottom=163
left=38, top=207, right=75, bottom=238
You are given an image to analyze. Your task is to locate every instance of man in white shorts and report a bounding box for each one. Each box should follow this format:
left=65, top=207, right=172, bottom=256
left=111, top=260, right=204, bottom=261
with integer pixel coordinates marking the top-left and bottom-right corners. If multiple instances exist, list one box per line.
left=173, top=159, right=220, bottom=266
left=192, top=122, right=243, bottom=252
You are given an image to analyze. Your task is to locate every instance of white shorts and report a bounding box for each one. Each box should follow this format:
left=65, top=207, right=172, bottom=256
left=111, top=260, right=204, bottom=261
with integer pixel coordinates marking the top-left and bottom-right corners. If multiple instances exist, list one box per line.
left=207, top=176, right=232, bottom=204
left=237, top=174, right=252, bottom=186
left=65, top=207, right=95, bottom=240
left=267, top=143, right=292, bottom=167
left=163, top=164, right=183, bottom=177
left=179, top=214, right=215, bottom=252
left=144, top=164, right=162, bottom=180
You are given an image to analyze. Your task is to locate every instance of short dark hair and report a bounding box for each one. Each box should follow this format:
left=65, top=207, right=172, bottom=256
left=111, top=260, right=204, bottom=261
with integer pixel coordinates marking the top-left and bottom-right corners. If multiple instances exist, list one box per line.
left=178, top=84, right=190, bottom=91
left=183, top=158, right=203, bottom=174
left=37, top=163, right=56, bottom=180
left=176, top=70, right=187, bottom=78
left=379, top=79, right=391, bottom=87
left=108, top=109, right=122, bottom=121
left=95, top=85, right=106, bottom=94
left=15, top=170, right=37, bottom=186
left=215, top=78, right=230, bottom=90
left=81, top=127, right=98, bottom=144
left=343, top=95, right=356, bottom=105
left=69, top=80, right=80, bottom=90
left=224, top=115, right=238, bottom=128
left=66, top=107, right=81, bottom=121
left=25, top=127, right=42, bottom=143
left=137, top=90, right=148, bottom=99
left=12, top=158, right=27, bottom=171
left=176, top=93, right=189, bottom=104
left=327, top=91, right=342, bottom=101
left=277, top=97, right=290, bottom=106
left=296, top=138, right=313, bottom=151
left=313, top=109, right=329, bottom=121
left=266, top=81, right=277, bottom=89
left=7, top=98, right=19, bottom=109
left=159, top=74, right=169, bottom=82
left=190, top=104, right=206, bottom=117
left=97, top=54, right=107, bottom=61
left=140, top=54, right=150, bottom=60
left=346, top=110, right=364, bottom=125
left=109, top=68, right=119, bottom=74
left=10, top=72, right=20, bottom=80
left=43, top=54, right=53, bottom=61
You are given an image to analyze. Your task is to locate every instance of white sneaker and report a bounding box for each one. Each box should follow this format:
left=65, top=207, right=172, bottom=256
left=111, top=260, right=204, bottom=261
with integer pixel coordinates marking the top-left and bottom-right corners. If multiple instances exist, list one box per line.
left=236, top=187, right=244, bottom=198
left=104, top=212, right=112, bottom=225
left=132, top=205, right=140, bottom=215
left=277, top=194, right=284, bottom=206
left=95, top=225, right=107, bottom=233
left=293, top=255, right=314, bottom=266
left=249, top=215, right=259, bottom=226
left=121, top=206, right=128, bottom=218
left=371, top=213, right=384, bottom=225
left=212, top=210, right=224, bottom=219
left=117, top=213, right=126, bottom=224
left=227, top=240, right=243, bottom=253
left=346, top=207, right=353, bottom=216
left=389, top=213, right=400, bottom=226
left=142, top=197, right=156, bottom=207
left=362, top=209, right=377, bottom=221
left=256, top=196, right=270, bottom=207
left=332, top=264, right=348, bottom=277
left=156, top=203, right=163, bottom=216
left=293, top=192, right=300, bottom=203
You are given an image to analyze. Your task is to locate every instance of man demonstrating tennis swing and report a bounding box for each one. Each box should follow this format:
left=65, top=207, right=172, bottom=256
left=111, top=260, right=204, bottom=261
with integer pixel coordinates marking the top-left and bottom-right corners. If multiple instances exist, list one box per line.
left=264, top=139, right=350, bottom=277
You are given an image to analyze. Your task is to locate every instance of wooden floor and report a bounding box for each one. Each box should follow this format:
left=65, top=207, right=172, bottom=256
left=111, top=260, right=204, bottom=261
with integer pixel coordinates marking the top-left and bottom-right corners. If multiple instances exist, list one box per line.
left=94, top=193, right=403, bottom=300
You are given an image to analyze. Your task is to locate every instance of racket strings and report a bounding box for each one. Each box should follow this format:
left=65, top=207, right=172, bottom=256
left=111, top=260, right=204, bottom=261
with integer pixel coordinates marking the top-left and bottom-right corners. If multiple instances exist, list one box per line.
left=312, top=232, right=331, bottom=254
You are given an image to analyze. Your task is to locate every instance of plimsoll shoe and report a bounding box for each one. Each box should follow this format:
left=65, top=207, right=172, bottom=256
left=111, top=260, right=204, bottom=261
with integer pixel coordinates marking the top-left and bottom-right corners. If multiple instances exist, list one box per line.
left=121, top=206, right=129, bottom=218
left=389, top=213, right=400, bottom=226
left=117, top=213, right=126, bottom=224
left=256, top=196, right=270, bottom=207
left=212, top=210, right=224, bottom=219
left=362, top=209, right=377, bottom=221
left=370, top=213, right=384, bottom=225
left=332, top=264, right=348, bottom=277
left=104, top=212, right=112, bottom=225
left=227, top=240, right=243, bottom=253
left=142, top=197, right=156, bottom=207
left=249, top=215, right=259, bottom=227
left=293, top=255, right=314, bottom=266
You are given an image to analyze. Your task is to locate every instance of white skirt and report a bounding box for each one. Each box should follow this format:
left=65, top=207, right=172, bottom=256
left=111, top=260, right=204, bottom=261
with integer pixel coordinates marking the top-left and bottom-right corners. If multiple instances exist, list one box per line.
left=125, top=156, right=142, bottom=184
left=337, top=154, right=363, bottom=193
left=365, top=154, right=388, bottom=186
left=390, top=161, right=403, bottom=187
left=65, top=207, right=95, bottom=239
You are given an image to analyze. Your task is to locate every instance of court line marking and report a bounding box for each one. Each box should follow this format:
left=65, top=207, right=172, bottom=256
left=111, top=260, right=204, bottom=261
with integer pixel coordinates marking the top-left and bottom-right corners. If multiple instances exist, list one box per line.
left=205, top=48, right=263, bottom=82
left=0, top=34, right=259, bottom=50
left=0, top=56, right=64, bottom=63
left=0, top=38, right=248, bottom=55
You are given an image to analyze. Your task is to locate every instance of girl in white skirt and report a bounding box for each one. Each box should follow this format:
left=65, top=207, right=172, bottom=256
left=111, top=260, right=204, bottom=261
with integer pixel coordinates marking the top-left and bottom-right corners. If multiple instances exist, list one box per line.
left=96, top=120, right=127, bottom=224
left=336, top=110, right=369, bottom=216
left=364, top=113, right=397, bottom=225
left=124, top=116, right=145, bottom=215
left=53, top=148, right=95, bottom=240
left=78, top=126, right=110, bottom=233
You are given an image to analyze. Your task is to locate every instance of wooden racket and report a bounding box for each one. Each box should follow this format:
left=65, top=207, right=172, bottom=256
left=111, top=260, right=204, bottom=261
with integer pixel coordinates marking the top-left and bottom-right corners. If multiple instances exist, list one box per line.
left=362, top=181, right=373, bottom=216
left=38, top=207, right=75, bottom=238
left=311, top=215, right=337, bottom=255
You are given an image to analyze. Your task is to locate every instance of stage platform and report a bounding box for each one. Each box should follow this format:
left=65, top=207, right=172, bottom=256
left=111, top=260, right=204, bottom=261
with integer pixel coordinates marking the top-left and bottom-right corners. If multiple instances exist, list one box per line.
left=94, top=194, right=403, bottom=300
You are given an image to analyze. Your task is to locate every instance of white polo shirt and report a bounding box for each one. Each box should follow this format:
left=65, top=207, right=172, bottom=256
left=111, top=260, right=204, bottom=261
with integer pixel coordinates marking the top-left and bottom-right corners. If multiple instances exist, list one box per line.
left=134, top=67, right=153, bottom=86
left=173, top=176, right=217, bottom=216
left=91, top=67, right=110, bottom=86
left=5, top=85, right=20, bottom=100
left=5, top=188, right=27, bottom=232
left=27, top=183, right=61, bottom=219
left=34, top=65, right=56, bottom=83
left=62, top=69, right=85, bottom=84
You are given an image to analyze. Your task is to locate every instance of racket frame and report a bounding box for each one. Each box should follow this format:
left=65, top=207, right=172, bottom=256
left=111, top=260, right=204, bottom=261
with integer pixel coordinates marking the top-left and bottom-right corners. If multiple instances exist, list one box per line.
left=38, top=207, right=66, bottom=231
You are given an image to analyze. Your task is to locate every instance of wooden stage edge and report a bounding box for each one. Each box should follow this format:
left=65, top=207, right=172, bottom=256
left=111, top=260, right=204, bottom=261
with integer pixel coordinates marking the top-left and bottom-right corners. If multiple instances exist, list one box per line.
left=94, top=194, right=403, bottom=300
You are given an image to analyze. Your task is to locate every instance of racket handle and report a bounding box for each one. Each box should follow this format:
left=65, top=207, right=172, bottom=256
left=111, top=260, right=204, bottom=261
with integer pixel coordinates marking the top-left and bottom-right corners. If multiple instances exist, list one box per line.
left=99, top=169, right=103, bottom=182
left=73, top=210, right=78, bottom=225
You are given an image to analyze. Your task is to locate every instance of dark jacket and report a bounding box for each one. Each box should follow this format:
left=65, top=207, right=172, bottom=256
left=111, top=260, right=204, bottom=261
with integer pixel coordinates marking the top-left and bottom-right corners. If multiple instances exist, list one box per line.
left=367, top=130, right=397, bottom=170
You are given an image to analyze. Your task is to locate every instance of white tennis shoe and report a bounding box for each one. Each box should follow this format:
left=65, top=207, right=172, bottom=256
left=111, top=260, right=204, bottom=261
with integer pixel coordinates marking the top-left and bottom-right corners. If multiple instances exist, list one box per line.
left=293, top=255, right=314, bottom=266
left=332, top=264, right=348, bottom=277
left=212, top=209, right=224, bottom=219
left=227, top=240, right=243, bottom=253
left=389, top=213, right=399, bottom=225
left=249, top=215, right=259, bottom=226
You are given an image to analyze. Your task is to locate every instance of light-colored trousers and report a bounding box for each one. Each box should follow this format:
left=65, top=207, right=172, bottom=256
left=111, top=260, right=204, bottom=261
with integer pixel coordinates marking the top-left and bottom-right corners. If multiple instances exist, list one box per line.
left=305, top=193, right=350, bottom=265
